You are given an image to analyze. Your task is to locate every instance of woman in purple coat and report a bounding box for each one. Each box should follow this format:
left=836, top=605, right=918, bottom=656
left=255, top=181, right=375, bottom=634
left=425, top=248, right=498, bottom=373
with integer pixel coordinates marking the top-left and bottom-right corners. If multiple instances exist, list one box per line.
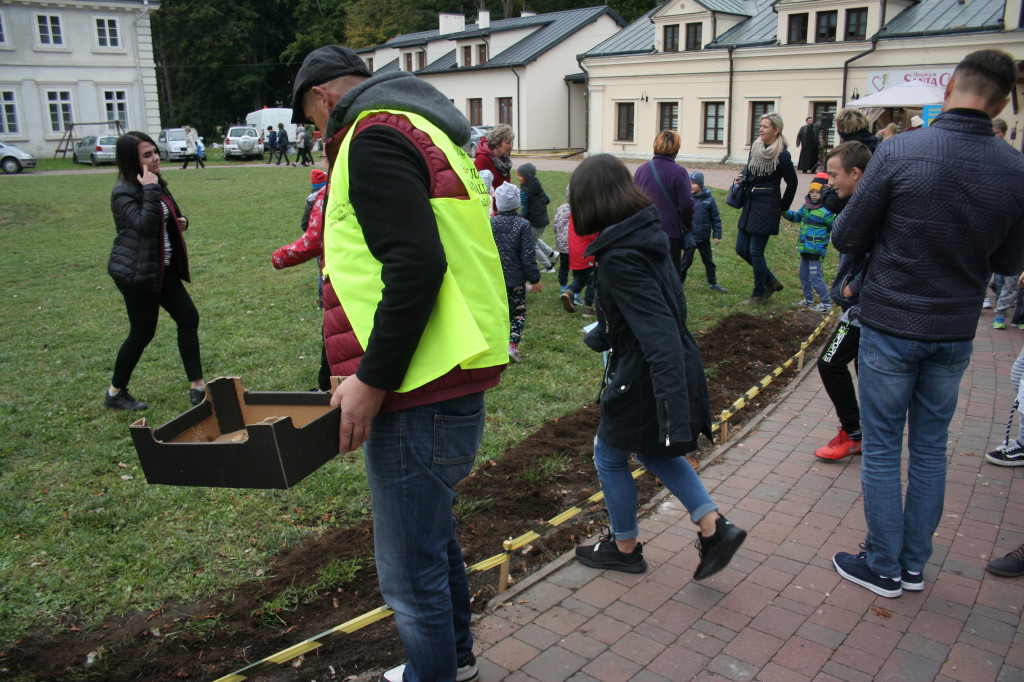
left=633, top=130, right=694, bottom=275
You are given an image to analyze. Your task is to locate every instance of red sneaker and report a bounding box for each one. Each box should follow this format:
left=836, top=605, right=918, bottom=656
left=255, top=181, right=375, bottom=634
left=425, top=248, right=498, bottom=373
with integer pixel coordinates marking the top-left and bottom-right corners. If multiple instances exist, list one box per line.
left=815, top=428, right=862, bottom=460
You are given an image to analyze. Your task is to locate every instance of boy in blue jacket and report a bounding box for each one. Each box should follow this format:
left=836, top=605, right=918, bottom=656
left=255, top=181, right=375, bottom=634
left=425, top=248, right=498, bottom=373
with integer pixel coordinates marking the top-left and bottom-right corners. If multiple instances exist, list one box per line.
left=685, top=172, right=727, bottom=292
left=785, top=171, right=835, bottom=312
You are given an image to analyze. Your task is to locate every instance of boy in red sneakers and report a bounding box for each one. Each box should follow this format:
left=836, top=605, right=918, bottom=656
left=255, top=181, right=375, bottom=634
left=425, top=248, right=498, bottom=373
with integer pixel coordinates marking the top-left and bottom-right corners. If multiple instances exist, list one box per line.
left=815, top=141, right=872, bottom=461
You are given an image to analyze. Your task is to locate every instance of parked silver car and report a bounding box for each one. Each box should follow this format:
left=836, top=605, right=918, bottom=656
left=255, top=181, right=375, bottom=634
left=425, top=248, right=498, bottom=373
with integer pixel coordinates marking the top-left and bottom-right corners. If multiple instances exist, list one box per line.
left=464, top=125, right=493, bottom=157
left=223, top=126, right=264, bottom=160
left=156, top=128, right=188, bottom=161
left=72, top=135, right=118, bottom=166
left=0, top=141, right=37, bottom=174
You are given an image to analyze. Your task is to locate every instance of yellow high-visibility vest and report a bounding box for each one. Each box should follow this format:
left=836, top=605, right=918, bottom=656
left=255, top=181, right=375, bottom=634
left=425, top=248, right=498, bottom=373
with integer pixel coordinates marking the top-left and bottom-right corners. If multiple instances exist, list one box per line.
left=323, top=109, right=508, bottom=392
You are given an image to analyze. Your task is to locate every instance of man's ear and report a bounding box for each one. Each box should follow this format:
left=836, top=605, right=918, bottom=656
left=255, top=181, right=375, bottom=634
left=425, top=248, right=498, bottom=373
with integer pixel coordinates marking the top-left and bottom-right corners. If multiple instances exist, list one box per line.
left=851, top=167, right=864, bottom=183
left=987, top=95, right=1011, bottom=121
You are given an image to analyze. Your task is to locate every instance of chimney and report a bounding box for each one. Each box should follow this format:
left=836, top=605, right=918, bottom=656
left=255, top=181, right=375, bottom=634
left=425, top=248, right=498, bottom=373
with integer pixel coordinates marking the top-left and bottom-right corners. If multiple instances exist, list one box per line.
left=521, top=10, right=536, bottom=17
left=439, top=12, right=466, bottom=35
left=478, top=9, right=490, bottom=29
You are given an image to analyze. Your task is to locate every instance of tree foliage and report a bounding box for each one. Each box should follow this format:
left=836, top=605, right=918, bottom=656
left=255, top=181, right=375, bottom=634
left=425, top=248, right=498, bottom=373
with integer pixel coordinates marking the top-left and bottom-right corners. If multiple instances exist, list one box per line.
left=151, top=0, right=660, bottom=139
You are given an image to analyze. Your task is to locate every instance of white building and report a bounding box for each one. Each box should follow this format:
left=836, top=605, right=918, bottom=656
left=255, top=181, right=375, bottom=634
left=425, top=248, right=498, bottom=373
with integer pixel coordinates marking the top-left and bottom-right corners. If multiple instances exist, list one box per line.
left=581, top=0, right=1024, bottom=164
left=356, top=7, right=626, bottom=152
left=0, top=0, right=162, bottom=158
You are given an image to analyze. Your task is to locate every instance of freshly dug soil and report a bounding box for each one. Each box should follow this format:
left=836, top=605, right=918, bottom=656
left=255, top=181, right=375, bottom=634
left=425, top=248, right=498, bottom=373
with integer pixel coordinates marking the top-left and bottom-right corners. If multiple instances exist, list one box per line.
left=0, top=310, right=826, bottom=682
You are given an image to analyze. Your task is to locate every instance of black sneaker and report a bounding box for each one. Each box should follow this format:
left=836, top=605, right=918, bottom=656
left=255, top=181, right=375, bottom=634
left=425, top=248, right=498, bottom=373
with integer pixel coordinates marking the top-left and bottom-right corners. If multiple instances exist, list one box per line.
left=104, top=389, right=147, bottom=411
left=986, top=441, right=1024, bottom=466
left=987, top=544, right=1024, bottom=577
left=901, top=568, right=924, bottom=591
left=833, top=551, right=902, bottom=598
left=694, top=515, right=747, bottom=580
left=189, top=387, right=207, bottom=406
left=575, top=531, right=647, bottom=573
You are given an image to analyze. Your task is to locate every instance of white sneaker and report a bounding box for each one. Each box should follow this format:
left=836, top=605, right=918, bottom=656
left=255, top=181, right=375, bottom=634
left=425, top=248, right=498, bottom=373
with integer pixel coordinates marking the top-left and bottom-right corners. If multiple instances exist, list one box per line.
left=379, top=663, right=405, bottom=681
left=983, top=298, right=993, bottom=309
left=378, top=655, right=479, bottom=682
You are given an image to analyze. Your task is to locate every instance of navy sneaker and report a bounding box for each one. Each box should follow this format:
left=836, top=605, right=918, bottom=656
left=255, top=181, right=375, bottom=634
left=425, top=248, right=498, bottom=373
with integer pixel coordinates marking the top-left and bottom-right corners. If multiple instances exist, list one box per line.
left=833, top=551, right=902, bottom=598
left=901, top=568, right=924, bottom=591
left=694, top=515, right=747, bottom=580
left=986, top=440, right=1024, bottom=467
left=575, top=531, right=647, bottom=573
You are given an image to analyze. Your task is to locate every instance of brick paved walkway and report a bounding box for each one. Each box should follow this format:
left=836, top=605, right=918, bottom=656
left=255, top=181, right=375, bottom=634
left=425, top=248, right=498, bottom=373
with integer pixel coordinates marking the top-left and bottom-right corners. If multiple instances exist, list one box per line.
left=471, top=311, right=1024, bottom=682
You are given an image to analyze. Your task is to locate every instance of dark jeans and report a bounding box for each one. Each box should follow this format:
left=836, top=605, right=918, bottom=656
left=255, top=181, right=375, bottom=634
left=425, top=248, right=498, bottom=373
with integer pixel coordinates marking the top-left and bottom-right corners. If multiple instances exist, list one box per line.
left=275, top=146, right=291, bottom=164
left=667, top=236, right=683, bottom=275
left=735, top=230, right=779, bottom=297
left=558, top=252, right=570, bottom=287
left=817, top=320, right=861, bottom=434
left=681, top=239, right=717, bottom=284
left=182, top=153, right=204, bottom=169
left=297, top=147, right=314, bottom=165
left=567, top=268, right=595, bottom=305
left=112, top=276, right=202, bottom=389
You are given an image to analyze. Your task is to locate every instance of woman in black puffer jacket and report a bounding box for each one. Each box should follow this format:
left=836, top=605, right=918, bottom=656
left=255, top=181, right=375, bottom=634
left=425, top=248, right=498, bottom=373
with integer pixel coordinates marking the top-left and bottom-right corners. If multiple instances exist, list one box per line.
left=732, top=112, right=798, bottom=304
left=104, top=131, right=206, bottom=411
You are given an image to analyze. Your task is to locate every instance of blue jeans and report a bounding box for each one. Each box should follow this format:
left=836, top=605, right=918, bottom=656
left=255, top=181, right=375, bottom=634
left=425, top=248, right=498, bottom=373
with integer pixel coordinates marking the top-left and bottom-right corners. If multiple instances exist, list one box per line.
left=857, top=327, right=972, bottom=579
left=593, top=437, right=717, bottom=539
left=363, top=393, right=485, bottom=682
left=735, top=230, right=779, bottom=297
left=799, top=257, right=829, bottom=304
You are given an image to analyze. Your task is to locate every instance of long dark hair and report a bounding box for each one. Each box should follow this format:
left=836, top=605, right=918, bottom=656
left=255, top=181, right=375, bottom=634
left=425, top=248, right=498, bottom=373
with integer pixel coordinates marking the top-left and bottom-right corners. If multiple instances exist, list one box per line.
left=116, top=131, right=167, bottom=188
left=569, top=154, right=652, bottom=235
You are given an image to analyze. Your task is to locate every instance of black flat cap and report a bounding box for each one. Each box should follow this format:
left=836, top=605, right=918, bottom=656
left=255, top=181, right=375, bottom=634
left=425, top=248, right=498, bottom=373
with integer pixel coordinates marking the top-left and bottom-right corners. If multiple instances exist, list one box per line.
left=292, top=45, right=372, bottom=124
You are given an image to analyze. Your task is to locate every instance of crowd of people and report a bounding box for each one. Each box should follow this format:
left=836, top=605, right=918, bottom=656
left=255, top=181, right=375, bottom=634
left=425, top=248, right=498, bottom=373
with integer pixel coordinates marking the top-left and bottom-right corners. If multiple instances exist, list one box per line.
left=100, top=46, right=1024, bottom=682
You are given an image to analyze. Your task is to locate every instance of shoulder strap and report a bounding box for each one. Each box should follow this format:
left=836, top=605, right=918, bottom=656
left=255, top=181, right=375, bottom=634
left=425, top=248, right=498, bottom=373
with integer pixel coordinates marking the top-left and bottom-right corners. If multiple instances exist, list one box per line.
left=647, top=161, right=688, bottom=230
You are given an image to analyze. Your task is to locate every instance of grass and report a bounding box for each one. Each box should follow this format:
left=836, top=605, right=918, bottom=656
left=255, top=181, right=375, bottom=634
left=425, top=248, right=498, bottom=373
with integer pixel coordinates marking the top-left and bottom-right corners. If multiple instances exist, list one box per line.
left=518, top=453, right=572, bottom=484
left=0, top=163, right=822, bottom=644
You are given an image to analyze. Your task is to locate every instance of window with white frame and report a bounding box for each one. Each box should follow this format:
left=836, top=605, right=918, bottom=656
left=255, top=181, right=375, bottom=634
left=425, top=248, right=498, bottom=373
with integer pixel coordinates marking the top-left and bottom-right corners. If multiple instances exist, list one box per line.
left=104, top=90, right=128, bottom=129
left=47, top=90, right=73, bottom=133
left=95, top=18, right=120, bottom=48
left=703, top=102, right=725, bottom=144
left=0, top=10, right=8, bottom=46
left=0, top=91, right=19, bottom=133
left=37, top=14, right=64, bottom=46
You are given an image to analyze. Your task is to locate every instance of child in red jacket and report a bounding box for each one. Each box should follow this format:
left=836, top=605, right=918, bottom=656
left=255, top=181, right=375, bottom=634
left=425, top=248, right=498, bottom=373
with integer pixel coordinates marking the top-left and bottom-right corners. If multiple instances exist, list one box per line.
left=559, top=214, right=597, bottom=316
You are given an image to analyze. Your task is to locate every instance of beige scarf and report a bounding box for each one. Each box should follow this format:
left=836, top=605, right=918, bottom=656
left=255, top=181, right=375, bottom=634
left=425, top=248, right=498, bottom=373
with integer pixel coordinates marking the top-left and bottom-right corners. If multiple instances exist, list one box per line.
left=747, top=136, right=785, bottom=177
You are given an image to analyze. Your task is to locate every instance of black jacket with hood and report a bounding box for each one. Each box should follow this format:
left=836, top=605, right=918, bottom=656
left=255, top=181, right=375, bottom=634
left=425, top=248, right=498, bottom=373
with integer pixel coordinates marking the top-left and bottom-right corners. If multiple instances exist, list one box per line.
left=583, top=205, right=712, bottom=457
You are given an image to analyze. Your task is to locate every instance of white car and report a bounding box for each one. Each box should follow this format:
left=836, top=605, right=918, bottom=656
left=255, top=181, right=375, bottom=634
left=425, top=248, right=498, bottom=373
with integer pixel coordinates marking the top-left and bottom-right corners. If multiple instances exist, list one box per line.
left=156, top=128, right=188, bottom=161
left=0, top=141, right=37, bottom=174
left=223, top=126, right=264, bottom=160
left=72, top=135, right=118, bottom=166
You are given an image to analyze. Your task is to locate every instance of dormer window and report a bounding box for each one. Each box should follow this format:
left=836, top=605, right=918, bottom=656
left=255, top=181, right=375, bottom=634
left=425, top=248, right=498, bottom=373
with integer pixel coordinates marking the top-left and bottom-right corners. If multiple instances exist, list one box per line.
left=367, top=57, right=374, bottom=72
left=418, top=51, right=426, bottom=70
left=685, top=22, right=702, bottom=50
left=463, top=45, right=472, bottom=66
left=405, top=53, right=413, bottom=71
left=664, top=24, right=679, bottom=52
left=816, top=11, right=837, bottom=42
left=846, top=8, right=868, bottom=39
left=788, top=14, right=808, bottom=44
left=477, top=44, right=487, bottom=64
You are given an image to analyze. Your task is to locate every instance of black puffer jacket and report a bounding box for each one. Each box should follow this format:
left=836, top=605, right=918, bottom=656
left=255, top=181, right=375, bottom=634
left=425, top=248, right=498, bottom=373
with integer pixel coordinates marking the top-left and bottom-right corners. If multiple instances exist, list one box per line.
left=108, top=180, right=189, bottom=292
left=583, top=205, right=712, bottom=457
left=736, top=149, right=798, bottom=236
left=833, top=109, right=1024, bottom=341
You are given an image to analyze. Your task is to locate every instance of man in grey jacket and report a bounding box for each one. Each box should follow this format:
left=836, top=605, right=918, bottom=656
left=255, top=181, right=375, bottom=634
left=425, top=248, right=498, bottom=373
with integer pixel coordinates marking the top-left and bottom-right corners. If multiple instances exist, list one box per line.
left=830, top=49, right=1024, bottom=598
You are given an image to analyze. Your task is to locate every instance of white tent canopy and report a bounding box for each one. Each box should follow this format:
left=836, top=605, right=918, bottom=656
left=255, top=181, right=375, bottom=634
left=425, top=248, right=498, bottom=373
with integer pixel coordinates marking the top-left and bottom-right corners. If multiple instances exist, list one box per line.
left=845, top=79, right=946, bottom=108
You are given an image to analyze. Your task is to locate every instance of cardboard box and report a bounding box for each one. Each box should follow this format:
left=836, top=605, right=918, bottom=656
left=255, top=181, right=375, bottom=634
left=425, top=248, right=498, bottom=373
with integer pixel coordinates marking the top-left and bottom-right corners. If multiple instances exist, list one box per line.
left=130, top=377, right=340, bottom=489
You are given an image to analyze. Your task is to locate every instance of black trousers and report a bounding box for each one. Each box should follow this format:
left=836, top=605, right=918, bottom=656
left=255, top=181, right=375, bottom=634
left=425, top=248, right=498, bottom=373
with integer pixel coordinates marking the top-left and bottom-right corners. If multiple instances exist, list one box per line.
left=112, top=276, right=202, bottom=389
left=182, top=153, right=204, bottom=169
left=680, top=239, right=718, bottom=284
left=816, top=319, right=861, bottom=434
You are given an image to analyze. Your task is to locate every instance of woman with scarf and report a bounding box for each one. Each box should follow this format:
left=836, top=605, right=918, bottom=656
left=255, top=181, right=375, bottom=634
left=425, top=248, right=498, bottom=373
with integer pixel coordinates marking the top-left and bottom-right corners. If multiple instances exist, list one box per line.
left=104, top=131, right=207, bottom=411
left=474, top=124, right=515, bottom=203
left=732, top=112, right=797, bottom=305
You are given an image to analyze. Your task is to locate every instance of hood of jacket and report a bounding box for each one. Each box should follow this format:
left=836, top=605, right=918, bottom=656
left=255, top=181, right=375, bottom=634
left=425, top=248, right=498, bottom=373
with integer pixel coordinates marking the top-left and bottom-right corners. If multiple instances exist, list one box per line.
left=585, top=205, right=664, bottom=259
left=325, top=71, right=471, bottom=145
left=692, top=187, right=712, bottom=201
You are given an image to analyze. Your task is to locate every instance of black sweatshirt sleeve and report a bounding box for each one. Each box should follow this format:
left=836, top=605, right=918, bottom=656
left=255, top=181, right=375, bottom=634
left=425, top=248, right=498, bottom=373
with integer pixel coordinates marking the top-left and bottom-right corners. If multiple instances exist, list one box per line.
left=346, top=124, right=449, bottom=391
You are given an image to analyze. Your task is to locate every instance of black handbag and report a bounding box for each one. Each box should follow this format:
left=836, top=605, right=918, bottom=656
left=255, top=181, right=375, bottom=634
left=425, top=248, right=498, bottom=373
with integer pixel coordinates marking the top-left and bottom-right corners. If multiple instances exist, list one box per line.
left=726, top=174, right=748, bottom=209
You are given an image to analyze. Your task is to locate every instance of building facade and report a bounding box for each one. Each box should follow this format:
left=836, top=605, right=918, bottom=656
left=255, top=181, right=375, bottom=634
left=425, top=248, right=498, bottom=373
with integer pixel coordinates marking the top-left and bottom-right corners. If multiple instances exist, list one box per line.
left=582, top=0, right=1024, bottom=164
left=0, top=0, right=161, bottom=158
left=356, top=7, right=625, bottom=152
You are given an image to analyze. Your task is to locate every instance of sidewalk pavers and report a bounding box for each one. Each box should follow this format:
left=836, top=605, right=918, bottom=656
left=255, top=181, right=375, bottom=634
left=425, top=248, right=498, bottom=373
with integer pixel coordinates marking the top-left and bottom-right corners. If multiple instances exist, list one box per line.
left=472, top=312, right=1024, bottom=681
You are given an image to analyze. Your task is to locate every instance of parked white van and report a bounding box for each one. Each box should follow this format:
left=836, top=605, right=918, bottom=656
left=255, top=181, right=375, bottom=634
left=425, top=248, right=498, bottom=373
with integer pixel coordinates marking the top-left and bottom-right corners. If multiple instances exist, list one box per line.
left=245, top=108, right=294, bottom=147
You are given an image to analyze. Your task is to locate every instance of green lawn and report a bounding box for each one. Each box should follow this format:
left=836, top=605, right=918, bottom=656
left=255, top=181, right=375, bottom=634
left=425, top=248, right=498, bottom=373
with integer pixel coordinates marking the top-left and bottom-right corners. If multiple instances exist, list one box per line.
left=0, top=165, right=818, bottom=643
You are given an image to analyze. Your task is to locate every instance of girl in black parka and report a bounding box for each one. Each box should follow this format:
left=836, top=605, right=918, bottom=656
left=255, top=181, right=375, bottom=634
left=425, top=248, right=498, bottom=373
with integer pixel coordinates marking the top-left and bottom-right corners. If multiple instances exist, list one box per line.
left=570, top=154, right=746, bottom=580
left=105, top=131, right=206, bottom=411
